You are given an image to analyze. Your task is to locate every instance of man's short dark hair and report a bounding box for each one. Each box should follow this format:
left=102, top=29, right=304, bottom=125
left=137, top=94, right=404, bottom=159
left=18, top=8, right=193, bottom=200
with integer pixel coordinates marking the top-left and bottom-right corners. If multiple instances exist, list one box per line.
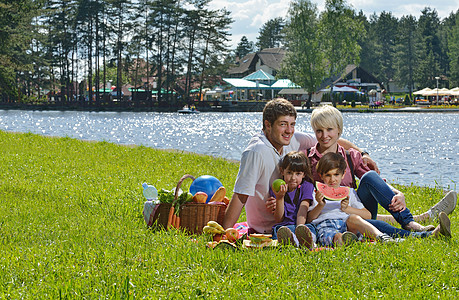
left=263, top=98, right=297, bottom=130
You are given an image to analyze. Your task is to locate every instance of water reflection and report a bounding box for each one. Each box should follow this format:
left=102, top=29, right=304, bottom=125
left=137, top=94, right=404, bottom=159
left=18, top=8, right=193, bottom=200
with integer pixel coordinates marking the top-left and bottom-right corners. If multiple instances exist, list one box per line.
left=0, top=110, right=457, bottom=189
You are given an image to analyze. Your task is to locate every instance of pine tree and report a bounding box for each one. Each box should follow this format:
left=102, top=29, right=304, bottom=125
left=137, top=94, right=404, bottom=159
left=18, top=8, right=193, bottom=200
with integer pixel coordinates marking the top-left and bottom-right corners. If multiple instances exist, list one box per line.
left=256, top=17, right=285, bottom=50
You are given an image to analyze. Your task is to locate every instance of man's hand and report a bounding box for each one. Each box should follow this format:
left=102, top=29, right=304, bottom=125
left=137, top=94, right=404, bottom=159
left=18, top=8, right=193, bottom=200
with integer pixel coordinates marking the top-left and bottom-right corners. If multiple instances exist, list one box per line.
left=362, top=155, right=380, bottom=174
left=265, top=197, right=276, bottom=214
left=389, top=192, right=406, bottom=212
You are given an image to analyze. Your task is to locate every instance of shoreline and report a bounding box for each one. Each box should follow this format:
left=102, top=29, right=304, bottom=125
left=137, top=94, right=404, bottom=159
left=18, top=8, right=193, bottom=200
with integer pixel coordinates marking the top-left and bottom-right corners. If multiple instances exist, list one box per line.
left=1, top=103, right=459, bottom=113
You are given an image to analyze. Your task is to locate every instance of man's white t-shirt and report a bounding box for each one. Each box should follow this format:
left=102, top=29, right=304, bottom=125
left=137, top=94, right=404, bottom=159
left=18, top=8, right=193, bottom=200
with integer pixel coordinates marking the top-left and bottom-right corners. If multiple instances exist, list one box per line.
left=233, top=131, right=316, bottom=233
left=308, top=188, right=365, bottom=225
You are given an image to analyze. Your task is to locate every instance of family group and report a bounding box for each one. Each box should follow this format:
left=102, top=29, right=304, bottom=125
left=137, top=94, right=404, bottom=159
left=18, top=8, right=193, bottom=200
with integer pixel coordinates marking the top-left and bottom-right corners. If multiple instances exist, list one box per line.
left=223, top=99, right=457, bottom=248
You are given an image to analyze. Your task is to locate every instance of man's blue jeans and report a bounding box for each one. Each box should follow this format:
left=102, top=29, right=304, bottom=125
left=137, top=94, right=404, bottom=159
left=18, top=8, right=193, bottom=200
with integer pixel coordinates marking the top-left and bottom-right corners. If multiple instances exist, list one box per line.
left=357, top=170, right=414, bottom=228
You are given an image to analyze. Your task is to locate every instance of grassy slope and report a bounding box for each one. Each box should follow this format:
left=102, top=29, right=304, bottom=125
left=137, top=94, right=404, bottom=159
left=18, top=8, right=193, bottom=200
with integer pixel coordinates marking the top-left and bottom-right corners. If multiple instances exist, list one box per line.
left=1, top=131, right=458, bottom=298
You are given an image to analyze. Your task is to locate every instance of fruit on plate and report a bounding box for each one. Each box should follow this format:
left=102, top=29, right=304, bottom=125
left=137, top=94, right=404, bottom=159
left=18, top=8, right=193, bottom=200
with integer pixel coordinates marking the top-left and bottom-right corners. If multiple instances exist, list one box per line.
left=316, top=182, right=350, bottom=201
left=225, top=228, right=239, bottom=243
left=249, top=233, right=272, bottom=244
left=209, top=186, right=226, bottom=203
left=213, top=233, right=223, bottom=242
left=203, top=226, right=223, bottom=235
left=192, top=192, right=208, bottom=203
left=206, top=221, right=225, bottom=233
left=214, top=240, right=237, bottom=251
left=272, top=179, right=286, bottom=192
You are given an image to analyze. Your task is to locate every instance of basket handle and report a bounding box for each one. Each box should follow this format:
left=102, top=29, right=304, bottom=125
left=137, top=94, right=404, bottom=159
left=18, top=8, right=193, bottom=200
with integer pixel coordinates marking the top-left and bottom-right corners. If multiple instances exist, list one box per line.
left=167, top=174, right=195, bottom=229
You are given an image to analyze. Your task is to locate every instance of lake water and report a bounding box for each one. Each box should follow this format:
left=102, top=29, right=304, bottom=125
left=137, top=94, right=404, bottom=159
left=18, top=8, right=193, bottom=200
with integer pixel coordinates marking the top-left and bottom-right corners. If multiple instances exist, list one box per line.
left=1, top=110, right=457, bottom=189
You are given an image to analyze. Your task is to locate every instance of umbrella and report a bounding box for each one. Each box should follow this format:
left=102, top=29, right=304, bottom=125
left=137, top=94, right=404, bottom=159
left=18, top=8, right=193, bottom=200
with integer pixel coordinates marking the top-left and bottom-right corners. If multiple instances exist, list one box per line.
left=450, top=87, right=459, bottom=96
left=413, top=87, right=432, bottom=95
left=368, top=89, right=377, bottom=95
left=425, top=88, right=450, bottom=96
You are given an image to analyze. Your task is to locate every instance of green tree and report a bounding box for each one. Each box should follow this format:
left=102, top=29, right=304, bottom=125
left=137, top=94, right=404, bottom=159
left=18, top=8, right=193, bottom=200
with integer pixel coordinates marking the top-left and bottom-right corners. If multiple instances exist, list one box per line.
left=0, top=0, right=40, bottom=101
left=256, top=17, right=285, bottom=50
left=414, top=7, right=442, bottom=89
left=356, top=11, right=378, bottom=77
left=280, top=0, right=324, bottom=109
left=319, top=0, right=364, bottom=106
left=371, top=11, right=398, bottom=92
left=196, top=8, right=232, bottom=102
left=395, top=15, right=417, bottom=97
left=448, top=11, right=459, bottom=86
left=235, top=36, right=254, bottom=59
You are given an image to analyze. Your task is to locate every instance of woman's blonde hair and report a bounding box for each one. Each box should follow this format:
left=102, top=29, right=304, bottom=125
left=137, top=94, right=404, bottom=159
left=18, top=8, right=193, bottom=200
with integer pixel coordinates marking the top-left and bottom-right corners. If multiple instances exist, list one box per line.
left=310, top=105, right=344, bottom=135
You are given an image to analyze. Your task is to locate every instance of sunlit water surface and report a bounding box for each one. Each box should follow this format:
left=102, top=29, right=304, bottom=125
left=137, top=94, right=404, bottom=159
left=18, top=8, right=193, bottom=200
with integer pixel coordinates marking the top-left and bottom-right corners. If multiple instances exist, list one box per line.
left=1, top=110, right=457, bottom=189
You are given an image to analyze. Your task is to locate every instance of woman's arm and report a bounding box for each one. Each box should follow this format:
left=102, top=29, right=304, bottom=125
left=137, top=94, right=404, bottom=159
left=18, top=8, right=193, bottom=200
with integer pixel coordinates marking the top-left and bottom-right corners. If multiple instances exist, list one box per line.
left=338, top=138, right=379, bottom=174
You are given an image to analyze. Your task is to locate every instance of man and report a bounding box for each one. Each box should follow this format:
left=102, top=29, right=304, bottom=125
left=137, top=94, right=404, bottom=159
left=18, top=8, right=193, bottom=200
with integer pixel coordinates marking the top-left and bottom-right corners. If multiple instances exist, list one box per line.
left=223, top=98, right=378, bottom=234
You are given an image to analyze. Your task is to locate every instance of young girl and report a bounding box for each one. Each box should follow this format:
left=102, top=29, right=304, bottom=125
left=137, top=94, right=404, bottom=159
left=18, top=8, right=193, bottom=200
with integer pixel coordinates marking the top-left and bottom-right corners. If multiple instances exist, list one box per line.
left=308, top=152, right=451, bottom=247
left=271, top=151, right=316, bottom=249
left=305, top=105, right=456, bottom=233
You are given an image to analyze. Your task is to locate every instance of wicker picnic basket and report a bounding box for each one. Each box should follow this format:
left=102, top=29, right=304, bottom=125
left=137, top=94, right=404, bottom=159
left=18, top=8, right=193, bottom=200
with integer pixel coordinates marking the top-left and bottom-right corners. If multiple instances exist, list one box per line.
left=151, top=174, right=226, bottom=234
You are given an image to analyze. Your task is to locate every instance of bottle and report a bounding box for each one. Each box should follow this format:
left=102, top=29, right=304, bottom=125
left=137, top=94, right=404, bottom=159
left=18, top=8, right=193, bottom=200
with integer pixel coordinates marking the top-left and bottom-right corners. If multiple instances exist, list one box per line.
left=142, top=183, right=158, bottom=201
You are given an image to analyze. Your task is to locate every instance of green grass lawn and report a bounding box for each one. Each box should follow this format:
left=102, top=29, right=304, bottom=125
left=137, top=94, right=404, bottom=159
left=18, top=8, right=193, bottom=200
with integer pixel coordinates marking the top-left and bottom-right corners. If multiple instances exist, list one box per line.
left=1, top=130, right=458, bottom=298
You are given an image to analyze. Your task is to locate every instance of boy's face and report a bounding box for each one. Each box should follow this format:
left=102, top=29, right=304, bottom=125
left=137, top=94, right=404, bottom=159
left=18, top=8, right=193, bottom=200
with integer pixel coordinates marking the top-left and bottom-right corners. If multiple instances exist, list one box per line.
left=319, top=168, right=345, bottom=188
left=281, top=167, right=304, bottom=191
left=264, top=115, right=296, bottom=153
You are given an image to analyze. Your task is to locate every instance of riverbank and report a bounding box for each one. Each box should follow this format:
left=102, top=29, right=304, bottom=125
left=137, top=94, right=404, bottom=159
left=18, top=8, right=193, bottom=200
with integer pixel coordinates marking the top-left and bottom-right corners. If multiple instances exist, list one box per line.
left=2, top=101, right=459, bottom=113
left=1, top=131, right=457, bottom=298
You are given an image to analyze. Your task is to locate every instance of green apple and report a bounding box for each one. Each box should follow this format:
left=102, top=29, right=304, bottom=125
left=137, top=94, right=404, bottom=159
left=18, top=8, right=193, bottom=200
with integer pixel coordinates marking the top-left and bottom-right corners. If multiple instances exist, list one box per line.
left=272, top=179, right=286, bottom=192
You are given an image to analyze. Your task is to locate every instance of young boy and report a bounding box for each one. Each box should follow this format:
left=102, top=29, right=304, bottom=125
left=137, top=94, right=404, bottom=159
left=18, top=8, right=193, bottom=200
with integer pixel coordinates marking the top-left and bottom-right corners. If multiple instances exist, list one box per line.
left=308, top=152, right=451, bottom=247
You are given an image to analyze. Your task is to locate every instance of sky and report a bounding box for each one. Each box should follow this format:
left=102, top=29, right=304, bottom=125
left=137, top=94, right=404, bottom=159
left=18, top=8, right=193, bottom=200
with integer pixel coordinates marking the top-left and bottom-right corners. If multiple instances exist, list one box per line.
left=210, top=0, right=459, bottom=48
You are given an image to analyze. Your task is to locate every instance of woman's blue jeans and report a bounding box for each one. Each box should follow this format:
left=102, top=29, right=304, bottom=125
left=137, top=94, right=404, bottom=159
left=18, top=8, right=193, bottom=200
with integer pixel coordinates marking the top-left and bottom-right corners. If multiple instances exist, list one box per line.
left=366, top=219, right=431, bottom=238
left=357, top=171, right=414, bottom=228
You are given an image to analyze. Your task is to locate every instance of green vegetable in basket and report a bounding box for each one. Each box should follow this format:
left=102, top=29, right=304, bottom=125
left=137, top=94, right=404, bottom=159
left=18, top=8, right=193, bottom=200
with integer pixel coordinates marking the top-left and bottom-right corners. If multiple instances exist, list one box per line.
left=177, top=191, right=193, bottom=205
left=158, top=189, right=175, bottom=204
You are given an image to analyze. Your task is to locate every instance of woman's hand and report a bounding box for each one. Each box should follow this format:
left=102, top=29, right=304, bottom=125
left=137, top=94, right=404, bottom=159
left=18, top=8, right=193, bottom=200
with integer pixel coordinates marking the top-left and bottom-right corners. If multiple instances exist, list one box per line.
left=362, top=155, right=380, bottom=174
left=389, top=192, right=406, bottom=212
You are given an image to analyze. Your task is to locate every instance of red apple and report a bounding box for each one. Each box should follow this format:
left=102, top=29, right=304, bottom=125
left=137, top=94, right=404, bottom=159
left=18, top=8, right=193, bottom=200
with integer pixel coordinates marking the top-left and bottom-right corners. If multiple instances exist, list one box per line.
left=213, top=233, right=222, bottom=242
left=225, top=228, right=239, bottom=243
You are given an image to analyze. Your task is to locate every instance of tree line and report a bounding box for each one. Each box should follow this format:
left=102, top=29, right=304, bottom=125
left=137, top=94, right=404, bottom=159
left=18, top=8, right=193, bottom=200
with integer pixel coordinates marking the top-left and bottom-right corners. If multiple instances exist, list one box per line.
left=1, top=0, right=459, bottom=108
left=0, top=0, right=232, bottom=107
left=238, top=0, right=459, bottom=105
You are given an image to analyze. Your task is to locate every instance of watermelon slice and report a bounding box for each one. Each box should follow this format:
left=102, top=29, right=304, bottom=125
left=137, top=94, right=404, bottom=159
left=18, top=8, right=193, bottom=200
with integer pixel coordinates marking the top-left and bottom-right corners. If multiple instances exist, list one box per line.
left=316, top=182, right=350, bottom=201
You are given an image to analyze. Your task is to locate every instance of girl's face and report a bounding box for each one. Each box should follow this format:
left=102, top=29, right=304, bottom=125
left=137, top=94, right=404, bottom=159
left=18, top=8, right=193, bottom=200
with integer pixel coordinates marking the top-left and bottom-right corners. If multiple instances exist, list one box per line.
left=281, top=167, right=304, bottom=191
left=319, top=168, right=345, bottom=188
left=314, top=126, right=340, bottom=152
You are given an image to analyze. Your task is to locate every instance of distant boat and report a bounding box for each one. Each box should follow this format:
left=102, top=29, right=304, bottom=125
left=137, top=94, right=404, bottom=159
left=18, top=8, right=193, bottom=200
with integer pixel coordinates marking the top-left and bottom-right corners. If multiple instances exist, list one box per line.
left=177, top=107, right=199, bottom=114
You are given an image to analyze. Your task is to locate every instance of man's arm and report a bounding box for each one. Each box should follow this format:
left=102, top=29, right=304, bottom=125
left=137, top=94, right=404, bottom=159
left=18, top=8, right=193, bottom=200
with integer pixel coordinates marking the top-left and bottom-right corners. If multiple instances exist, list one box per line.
left=337, top=138, right=379, bottom=174
left=222, top=193, right=248, bottom=229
